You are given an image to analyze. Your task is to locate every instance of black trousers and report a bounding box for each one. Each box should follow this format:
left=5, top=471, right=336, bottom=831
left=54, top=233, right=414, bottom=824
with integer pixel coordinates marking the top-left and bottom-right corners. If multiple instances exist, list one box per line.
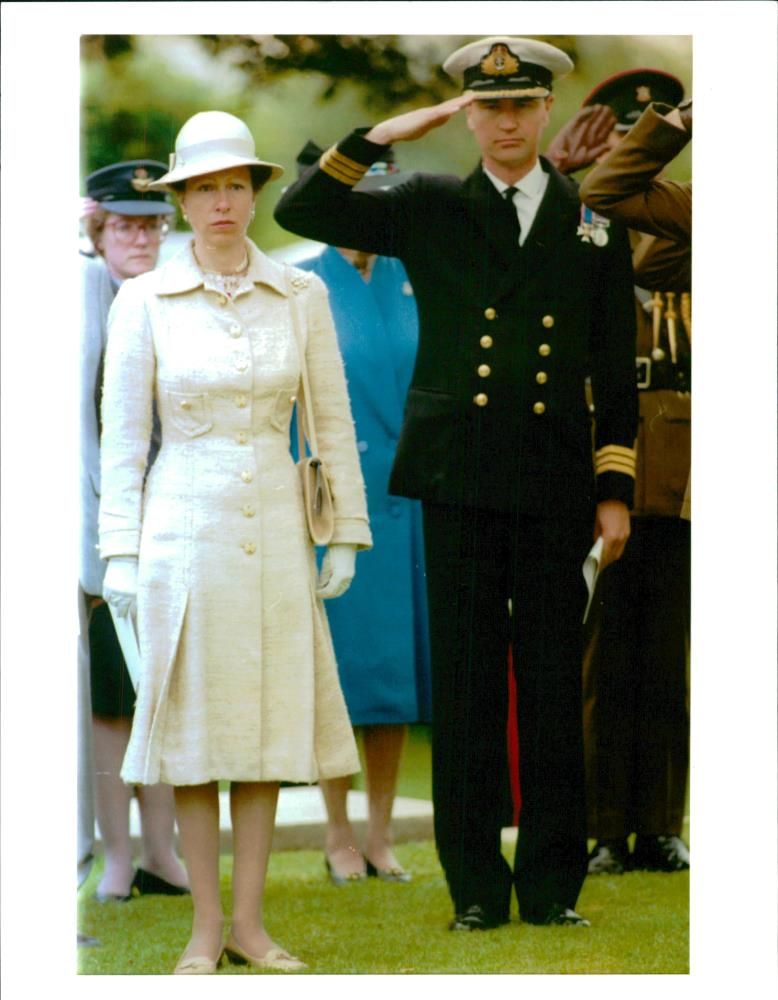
left=422, top=502, right=591, bottom=924
left=583, top=517, right=690, bottom=840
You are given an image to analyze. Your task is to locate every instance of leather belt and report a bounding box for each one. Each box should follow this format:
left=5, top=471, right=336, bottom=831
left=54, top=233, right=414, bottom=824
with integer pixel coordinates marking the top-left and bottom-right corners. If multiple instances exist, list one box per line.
left=635, top=356, right=691, bottom=392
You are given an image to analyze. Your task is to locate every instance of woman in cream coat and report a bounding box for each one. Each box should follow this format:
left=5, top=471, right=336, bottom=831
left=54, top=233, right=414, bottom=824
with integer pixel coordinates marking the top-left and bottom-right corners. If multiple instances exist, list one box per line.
left=99, top=111, right=371, bottom=975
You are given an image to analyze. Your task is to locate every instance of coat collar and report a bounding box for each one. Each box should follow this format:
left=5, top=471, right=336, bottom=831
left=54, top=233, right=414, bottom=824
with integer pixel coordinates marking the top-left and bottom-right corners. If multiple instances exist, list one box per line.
left=154, top=238, right=288, bottom=297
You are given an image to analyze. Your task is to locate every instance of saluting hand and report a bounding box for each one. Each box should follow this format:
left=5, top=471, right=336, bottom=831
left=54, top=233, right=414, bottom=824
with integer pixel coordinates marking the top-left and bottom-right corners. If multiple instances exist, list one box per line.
left=366, top=94, right=475, bottom=146
left=594, top=500, right=631, bottom=570
left=544, top=104, right=618, bottom=175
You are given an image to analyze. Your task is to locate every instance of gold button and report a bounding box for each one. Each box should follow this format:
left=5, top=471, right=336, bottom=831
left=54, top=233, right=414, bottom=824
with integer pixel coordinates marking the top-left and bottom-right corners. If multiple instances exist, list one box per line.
left=538, top=344, right=551, bottom=357
left=535, top=371, right=548, bottom=384
left=236, top=431, right=248, bottom=445
left=480, top=335, right=493, bottom=349
left=241, top=470, right=253, bottom=483
left=477, top=364, right=491, bottom=378
left=235, top=394, right=248, bottom=408
left=484, top=307, right=497, bottom=320
left=473, top=393, right=489, bottom=407
left=242, top=504, right=256, bottom=518
left=533, top=401, right=546, bottom=415
left=180, top=400, right=192, bottom=410
left=542, top=315, right=554, bottom=328
left=242, top=541, right=256, bottom=555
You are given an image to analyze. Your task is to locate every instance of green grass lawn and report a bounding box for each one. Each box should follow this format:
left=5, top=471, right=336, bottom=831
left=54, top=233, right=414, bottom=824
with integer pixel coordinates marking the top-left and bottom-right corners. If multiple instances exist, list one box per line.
left=78, top=726, right=689, bottom=975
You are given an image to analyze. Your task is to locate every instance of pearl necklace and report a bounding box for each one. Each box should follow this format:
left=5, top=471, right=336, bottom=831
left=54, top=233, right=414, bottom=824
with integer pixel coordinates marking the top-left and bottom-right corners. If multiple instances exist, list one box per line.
left=194, top=246, right=250, bottom=298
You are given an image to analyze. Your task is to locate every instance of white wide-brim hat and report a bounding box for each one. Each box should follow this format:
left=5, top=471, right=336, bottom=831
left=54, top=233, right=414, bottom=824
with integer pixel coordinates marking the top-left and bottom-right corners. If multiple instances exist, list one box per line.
left=148, top=111, right=284, bottom=190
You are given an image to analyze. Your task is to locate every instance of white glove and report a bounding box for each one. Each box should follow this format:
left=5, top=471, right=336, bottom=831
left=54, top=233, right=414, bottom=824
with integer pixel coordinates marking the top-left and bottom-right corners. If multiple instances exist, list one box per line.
left=102, top=556, right=139, bottom=618
left=316, top=544, right=357, bottom=600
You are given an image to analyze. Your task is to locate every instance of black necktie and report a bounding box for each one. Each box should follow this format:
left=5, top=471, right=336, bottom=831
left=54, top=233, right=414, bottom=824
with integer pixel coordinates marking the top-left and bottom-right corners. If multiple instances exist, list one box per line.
left=502, top=186, right=521, bottom=244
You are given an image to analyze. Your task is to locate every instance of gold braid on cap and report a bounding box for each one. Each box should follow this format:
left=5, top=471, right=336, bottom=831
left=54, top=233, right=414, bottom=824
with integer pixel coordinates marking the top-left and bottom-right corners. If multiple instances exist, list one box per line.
left=481, top=44, right=520, bottom=77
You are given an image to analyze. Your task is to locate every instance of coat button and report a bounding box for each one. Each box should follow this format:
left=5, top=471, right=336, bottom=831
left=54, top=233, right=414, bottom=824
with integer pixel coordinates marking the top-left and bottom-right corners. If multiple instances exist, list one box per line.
left=242, top=541, right=256, bottom=555
left=484, top=307, right=497, bottom=320
left=234, top=357, right=249, bottom=373
left=242, top=504, right=256, bottom=518
left=180, top=399, right=192, bottom=410
left=477, top=364, right=491, bottom=377
left=473, top=393, right=489, bottom=407
left=542, top=315, right=554, bottom=328
left=229, top=324, right=242, bottom=338
left=535, top=371, right=548, bottom=384
left=480, top=335, right=493, bottom=349
left=235, top=393, right=248, bottom=408
left=241, top=470, right=253, bottom=483
left=533, top=401, right=546, bottom=415
left=236, top=431, right=248, bottom=444
left=538, top=344, right=551, bottom=357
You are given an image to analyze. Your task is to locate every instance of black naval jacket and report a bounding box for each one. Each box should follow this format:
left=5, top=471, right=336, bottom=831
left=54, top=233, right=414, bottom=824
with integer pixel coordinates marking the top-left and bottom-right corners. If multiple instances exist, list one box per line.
left=275, top=131, right=638, bottom=519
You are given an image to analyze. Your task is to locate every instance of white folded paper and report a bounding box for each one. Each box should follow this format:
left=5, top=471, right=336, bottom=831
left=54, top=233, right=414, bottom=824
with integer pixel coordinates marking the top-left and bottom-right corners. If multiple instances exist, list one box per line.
left=582, top=536, right=604, bottom=624
left=109, top=607, right=142, bottom=691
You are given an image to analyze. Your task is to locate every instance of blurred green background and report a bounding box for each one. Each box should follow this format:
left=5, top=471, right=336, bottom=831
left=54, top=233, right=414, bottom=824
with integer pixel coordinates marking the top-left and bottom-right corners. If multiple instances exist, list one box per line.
left=81, top=34, right=692, bottom=251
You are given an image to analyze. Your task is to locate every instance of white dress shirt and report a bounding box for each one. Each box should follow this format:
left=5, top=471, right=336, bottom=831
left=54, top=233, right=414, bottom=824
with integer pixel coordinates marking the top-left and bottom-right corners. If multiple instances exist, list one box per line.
left=483, top=159, right=549, bottom=246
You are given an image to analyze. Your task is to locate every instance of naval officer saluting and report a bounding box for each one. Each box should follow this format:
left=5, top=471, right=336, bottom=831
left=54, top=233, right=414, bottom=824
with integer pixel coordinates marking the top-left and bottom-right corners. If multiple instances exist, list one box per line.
left=275, top=35, right=638, bottom=931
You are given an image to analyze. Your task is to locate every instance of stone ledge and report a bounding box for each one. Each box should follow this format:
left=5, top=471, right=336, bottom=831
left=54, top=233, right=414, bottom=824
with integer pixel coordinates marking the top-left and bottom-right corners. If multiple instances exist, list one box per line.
left=108, top=786, right=434, bottom=854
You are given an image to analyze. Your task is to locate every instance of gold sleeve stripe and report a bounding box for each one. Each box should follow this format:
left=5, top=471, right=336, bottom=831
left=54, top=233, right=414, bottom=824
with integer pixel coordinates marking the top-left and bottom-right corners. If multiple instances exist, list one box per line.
left=596, top=459, right=637, bottom=477
left=319, top=146, right=370, bottom=186
left=595, top=443, right=637, bottom=478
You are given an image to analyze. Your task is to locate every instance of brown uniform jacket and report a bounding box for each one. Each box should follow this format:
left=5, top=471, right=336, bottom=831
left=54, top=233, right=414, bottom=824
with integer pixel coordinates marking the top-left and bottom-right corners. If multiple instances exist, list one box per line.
left=580, top=104, right=692, bottom=518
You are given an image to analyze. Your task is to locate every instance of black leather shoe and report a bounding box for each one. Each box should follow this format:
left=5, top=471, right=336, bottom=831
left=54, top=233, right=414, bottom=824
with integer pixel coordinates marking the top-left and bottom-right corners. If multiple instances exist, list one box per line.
left=631, top=835, right=690, bottom=872
left=131, top=868, right=191, bottom=896
left=542, top=903, right=591, bottom=927
left=588, top=839, right=629, bottom=875
left=448, top=904, right=509, bottom=931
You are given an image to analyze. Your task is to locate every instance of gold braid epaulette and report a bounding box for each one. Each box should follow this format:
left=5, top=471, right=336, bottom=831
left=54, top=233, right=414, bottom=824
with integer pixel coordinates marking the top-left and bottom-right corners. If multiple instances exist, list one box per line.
left=595, top=443, right=637, bottom=478
left=319, top=145, right=370, bottom=187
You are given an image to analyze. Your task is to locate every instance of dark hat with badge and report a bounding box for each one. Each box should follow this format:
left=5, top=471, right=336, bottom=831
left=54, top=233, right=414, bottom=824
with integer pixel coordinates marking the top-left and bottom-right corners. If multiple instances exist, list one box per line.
left=582, top=68, right=685, bottom=131
left=443, top=36, right=573, bottom=99
left=296, top=140, right=411, bottom=191
left=85, top=159, right=176, bottom=215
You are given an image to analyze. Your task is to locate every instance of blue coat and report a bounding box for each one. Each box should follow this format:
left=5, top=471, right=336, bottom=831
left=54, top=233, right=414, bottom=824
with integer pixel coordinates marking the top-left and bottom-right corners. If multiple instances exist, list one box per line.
left=80, top=254, right=115, bottom=595
left=297, top=248, right=431, bottom=725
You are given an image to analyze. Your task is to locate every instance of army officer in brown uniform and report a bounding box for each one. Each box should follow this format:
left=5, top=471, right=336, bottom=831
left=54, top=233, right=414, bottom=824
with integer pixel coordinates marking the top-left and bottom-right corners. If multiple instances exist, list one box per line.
left=275, top=36, right=638, bottom=931
left=576, top=76, right=692, bottom=874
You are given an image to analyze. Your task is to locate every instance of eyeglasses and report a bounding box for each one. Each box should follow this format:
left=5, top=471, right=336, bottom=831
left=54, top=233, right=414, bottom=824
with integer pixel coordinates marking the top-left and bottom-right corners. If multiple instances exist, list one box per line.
left=105, top=219, right=169, bottom=242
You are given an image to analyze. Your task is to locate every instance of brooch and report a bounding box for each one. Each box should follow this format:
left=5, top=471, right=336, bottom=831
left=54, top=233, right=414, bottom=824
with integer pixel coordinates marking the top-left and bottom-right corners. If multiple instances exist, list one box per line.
left=577, top=205, right=610, bottom=247
left=290, top=273, right=310, bottom=292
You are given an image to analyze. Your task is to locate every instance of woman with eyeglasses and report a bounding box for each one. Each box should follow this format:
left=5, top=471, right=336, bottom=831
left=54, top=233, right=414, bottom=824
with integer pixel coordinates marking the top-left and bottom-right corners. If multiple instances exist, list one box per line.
left=80, top=160, right=190, bottom=905
left=97, top=113, right=371, bottom=974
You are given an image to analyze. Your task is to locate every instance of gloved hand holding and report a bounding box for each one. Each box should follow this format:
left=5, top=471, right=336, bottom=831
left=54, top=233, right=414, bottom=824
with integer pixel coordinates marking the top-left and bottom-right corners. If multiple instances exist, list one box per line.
left=102, top=556, right=139, bottom=617
left=545, top=104, right=618, bottom=175
left=316, top=544, right=357, bottom=600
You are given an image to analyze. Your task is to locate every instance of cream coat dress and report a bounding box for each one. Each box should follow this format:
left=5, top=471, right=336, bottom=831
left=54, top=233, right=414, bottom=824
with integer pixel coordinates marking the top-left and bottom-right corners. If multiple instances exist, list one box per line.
left=99, top=240, right=371, bottom=786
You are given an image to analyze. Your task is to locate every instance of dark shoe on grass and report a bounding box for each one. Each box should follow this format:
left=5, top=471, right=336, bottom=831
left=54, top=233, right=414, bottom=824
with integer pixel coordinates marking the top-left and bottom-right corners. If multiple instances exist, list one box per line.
left=132, top=868, right=191, bottom=896
left=449, top=904, right=509, bottom=931
left=631, top=835, right=690, bottom=872
left=542, top=903, right=591, bottom=927
left=588, top=839, right=629, bottom=875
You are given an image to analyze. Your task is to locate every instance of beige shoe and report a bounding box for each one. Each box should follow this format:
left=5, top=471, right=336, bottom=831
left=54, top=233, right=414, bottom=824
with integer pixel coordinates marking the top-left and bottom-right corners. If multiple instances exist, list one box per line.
left=173, top=951, right=223, bottom=975
left=224, top=935, right=306, bottom=972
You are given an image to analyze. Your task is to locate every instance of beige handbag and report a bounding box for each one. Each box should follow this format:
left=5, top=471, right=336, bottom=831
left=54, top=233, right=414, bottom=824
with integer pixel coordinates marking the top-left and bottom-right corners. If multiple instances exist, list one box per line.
left=286, top=269, right=335, bottom=546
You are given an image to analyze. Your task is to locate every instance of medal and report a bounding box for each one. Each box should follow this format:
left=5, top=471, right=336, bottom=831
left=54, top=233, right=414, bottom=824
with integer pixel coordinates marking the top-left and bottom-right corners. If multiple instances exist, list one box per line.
left=578, top=205, right=609, bottom=246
